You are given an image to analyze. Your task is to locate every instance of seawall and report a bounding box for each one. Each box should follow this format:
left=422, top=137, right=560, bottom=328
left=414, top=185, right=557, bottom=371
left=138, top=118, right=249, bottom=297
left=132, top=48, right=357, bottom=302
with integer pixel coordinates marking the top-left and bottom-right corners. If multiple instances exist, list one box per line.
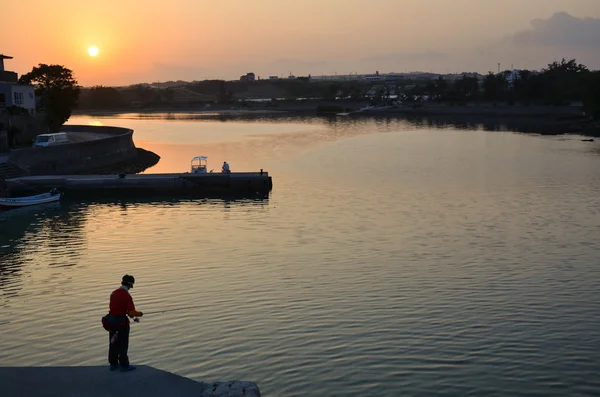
left=8, top=125, right=138, bottom=175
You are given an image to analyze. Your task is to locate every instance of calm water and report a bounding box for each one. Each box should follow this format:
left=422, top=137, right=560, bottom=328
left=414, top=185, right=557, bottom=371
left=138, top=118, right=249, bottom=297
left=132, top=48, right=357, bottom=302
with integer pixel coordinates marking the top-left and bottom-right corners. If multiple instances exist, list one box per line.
left=1, top=114, right=600, bottom=396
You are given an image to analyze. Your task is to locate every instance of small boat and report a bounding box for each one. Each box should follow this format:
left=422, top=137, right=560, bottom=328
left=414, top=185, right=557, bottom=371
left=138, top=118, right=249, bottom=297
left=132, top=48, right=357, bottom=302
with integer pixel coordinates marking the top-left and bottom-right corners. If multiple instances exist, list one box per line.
left=190, top=156, right=209, bottom=173
left=190, top=156, right=216, bottom=173
left=0, top=189, right=61, bottom=209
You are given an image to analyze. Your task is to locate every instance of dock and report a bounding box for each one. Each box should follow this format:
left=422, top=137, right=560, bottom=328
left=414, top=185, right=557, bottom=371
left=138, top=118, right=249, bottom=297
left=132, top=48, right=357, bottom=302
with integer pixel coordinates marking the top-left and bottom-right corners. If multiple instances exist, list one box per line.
left=5, top=172, right=273, bottom=197
left=0, top=366, right=261, bottom=397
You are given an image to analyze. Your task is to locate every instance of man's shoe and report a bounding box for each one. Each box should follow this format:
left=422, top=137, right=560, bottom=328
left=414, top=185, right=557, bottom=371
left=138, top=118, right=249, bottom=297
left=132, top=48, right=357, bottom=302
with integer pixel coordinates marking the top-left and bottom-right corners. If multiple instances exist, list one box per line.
left=120, top=365, right=136, bottom=372
left=109, top=364, right=119, bottom=371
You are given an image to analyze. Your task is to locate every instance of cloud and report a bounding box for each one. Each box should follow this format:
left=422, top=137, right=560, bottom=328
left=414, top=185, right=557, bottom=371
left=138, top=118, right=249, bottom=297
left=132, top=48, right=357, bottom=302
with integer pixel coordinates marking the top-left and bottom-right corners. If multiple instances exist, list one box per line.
left=511, top=12, right=600, bottom=48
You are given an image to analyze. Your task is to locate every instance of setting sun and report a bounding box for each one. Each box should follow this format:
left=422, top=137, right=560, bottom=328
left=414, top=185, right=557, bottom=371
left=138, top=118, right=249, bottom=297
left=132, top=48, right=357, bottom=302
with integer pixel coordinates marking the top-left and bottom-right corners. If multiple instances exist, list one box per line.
left=87, top=46, right=99, bottom=57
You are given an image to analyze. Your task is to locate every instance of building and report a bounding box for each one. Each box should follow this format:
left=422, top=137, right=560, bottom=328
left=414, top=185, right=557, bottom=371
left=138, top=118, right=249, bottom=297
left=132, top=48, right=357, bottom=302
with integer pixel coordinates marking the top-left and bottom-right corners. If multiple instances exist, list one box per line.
left=363, top=71, right=384, bottom=82
left=0, top=54, right=18, bottom=83
left=240, top=72, right=256, bottom=82
left=504, top=69, right=521, bottom=88
left=0, top=54, right=36, bottom=114
left=0, top=84, right=36, bottom=114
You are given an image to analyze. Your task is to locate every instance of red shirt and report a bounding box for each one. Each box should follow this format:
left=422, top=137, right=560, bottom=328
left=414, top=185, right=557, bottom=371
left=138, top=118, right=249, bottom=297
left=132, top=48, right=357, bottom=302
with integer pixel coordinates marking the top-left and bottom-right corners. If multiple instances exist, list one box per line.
left=109, top=287, right=136, bottom=325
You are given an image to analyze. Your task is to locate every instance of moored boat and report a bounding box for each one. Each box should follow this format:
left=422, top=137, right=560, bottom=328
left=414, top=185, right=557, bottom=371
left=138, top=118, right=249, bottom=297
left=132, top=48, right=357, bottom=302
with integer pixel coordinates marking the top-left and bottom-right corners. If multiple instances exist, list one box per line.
left=0, top=189, right=61, bottom=209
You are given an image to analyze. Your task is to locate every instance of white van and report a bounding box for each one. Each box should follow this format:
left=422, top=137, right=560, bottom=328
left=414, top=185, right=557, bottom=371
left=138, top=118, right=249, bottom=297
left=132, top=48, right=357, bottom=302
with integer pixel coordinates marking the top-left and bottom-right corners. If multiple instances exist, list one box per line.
left=33, top=133, right=69, bottom=147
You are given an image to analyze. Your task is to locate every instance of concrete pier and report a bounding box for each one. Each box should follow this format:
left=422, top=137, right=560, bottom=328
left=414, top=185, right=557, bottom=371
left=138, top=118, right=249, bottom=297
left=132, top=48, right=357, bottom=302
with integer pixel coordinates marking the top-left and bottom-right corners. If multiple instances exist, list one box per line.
left=0, top=366, right=261, bottom=397
left=6, top=172, right=273, bottom=197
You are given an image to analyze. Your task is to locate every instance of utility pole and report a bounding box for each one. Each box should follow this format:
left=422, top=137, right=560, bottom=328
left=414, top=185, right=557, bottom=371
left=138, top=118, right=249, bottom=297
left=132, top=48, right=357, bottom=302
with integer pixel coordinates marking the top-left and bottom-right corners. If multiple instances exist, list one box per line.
left=497, top=63, right=500, bottom=74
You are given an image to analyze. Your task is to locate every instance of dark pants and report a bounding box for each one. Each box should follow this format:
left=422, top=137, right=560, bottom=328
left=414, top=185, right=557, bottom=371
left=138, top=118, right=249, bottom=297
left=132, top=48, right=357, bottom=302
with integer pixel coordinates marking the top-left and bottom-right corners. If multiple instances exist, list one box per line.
left=108, top=323, right=130, bottom=367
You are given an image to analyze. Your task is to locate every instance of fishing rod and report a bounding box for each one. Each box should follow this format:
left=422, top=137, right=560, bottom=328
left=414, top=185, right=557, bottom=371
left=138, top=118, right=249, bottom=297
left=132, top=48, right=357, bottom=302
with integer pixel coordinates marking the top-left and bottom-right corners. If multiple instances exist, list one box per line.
left=104, top=305, right=207, bottom=326
left=143, top=304, right=206, bottom=315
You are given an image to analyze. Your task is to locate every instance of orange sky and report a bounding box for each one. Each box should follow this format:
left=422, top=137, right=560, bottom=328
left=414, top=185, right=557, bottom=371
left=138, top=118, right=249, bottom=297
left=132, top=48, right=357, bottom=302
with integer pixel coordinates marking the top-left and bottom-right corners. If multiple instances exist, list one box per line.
left=3, top=0, right=600, bottom=86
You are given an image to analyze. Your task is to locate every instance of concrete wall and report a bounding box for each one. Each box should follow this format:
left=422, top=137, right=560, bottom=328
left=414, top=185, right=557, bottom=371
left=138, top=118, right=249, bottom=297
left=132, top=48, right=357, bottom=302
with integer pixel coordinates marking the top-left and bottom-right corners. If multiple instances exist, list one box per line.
left=0, top=130, right=7, bottom=153
left=0, top=83, right=11, bottom=108
left=8, top=125, right=138, bottom=175
left=0, top=112, right=47, bottom=146
left=0, top=71, right=18, bottom=83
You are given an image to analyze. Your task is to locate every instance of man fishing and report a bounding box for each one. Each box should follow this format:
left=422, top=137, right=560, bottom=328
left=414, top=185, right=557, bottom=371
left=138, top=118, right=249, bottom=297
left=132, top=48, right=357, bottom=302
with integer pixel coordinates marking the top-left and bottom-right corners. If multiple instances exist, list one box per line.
left=222, top=161, right=231, bottom=174
left=106, top=274, right=143, bottom=372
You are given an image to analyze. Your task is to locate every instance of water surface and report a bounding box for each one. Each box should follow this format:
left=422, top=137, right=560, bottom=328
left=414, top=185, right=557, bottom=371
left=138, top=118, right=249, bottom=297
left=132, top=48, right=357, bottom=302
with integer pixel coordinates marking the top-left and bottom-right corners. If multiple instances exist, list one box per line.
left=1, top=114, right=599, bottom=396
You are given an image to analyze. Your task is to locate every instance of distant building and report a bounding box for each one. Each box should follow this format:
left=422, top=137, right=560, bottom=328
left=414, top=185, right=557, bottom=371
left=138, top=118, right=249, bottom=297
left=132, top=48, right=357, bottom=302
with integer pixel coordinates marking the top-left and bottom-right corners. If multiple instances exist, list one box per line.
left=240, top=72, right=256, bottom=82
left=504, top=70, right=521, bottom=88
left=443, top=72, right=484, bottom=82
left=0, top=54, right=18, bottom=83
left=0, top=54, right=36, bottom=114
left=268, top=76, right=278, bottom=80
left=363, top=71, right=384, bottom=82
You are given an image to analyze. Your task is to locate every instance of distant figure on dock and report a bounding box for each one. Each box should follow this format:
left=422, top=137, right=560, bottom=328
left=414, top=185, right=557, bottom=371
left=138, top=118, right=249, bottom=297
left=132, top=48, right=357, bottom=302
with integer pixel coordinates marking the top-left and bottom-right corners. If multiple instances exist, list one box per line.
left=222, top=161, right=231, bottom=174
left=105, top=275, right=143, bottom=372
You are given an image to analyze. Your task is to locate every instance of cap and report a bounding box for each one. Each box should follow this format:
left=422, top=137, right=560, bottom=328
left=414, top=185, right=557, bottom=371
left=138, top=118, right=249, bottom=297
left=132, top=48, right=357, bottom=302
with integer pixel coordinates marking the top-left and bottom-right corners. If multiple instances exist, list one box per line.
left=121, top=274, right=135, bottom=288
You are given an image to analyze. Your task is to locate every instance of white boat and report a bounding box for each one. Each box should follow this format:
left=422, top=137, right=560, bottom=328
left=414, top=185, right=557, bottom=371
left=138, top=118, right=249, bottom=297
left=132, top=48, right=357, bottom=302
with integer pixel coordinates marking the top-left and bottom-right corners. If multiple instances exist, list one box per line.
left=190, top=156, right=208, bottom=173
left=0, top=189, right=61, bottom=208
left=190, top=156, right=216, bottom=173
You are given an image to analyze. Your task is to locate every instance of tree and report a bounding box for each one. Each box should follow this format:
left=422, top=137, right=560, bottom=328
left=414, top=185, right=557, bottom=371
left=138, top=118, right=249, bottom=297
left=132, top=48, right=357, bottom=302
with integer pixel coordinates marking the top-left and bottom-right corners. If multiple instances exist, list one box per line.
left=544, top=58, right=588, bottom=75
left=453, top=76, right=480, bottom=102
left=80, top=86, right=125, bottom=109
left=482, top=72, right=509, bottom=102
left=19, top=64, right=80, bottom=132
left=512, top=70, right=543, bottom=104
left=540, top=58, right=589, bottom=105
left=324, top=82, right=342, bottom=101
left=582, top=71, right=600, bottom=120
left=434, top=77, right=449, bottom=101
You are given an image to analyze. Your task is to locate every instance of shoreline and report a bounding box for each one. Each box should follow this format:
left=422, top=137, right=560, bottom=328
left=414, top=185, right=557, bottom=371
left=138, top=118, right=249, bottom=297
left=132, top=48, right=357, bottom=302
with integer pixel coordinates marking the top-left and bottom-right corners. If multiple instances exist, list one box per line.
left=73, top=102, right=586, bottom=119
left=72, top=103, right=599, bottom=136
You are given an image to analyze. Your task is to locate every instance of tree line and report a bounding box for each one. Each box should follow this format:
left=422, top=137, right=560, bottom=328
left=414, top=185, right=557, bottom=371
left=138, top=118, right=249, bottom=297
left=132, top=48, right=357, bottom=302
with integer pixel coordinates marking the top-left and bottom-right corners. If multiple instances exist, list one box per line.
left=74, top=59, right=599, bottom=120
left=5, top=58, right=600, bottom=139
left=402, top=59, right=600, bottom=119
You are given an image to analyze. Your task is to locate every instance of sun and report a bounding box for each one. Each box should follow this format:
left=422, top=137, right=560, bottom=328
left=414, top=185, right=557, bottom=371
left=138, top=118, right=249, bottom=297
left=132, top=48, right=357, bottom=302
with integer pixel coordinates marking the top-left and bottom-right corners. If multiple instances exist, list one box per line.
left=88, top=46, right=99, bottom=57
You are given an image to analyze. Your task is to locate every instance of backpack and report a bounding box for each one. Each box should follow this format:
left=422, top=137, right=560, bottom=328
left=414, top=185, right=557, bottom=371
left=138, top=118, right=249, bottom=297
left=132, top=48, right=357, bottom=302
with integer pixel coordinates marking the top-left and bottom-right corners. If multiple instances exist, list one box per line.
left=101, top=314, right=126, bottom=332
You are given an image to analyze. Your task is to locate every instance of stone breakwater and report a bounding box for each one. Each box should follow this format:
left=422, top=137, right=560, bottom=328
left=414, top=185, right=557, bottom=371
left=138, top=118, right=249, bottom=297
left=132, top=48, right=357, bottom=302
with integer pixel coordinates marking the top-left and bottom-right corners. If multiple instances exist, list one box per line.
left=0, top=148, right=159, bottom=197
left=8, top=125, right=140, bottom=175
left=200, top=381, right=261, bottom=397
left=0, top=125, right=161, bottom=196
